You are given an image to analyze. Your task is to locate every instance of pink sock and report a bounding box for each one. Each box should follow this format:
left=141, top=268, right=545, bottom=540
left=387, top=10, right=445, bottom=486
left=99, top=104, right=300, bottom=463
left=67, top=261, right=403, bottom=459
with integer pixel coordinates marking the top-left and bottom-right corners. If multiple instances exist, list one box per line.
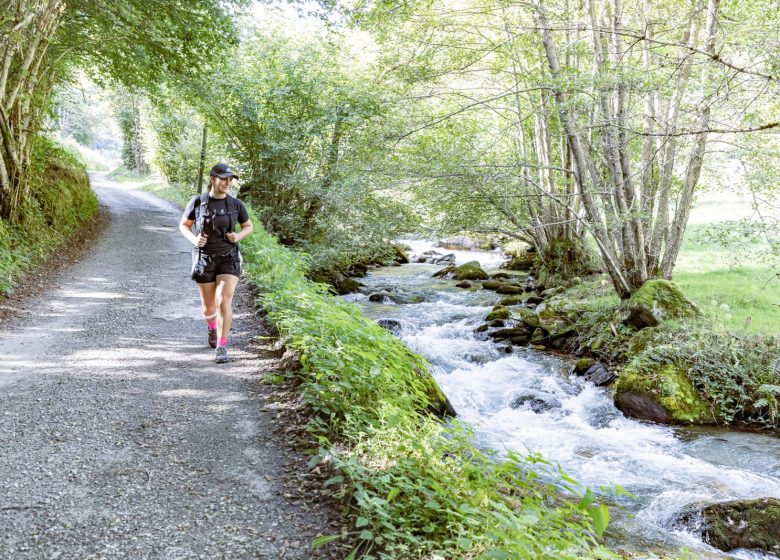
left=208, top=321, right=217, bottom=330
left=218, top=337, right=228, bottom=347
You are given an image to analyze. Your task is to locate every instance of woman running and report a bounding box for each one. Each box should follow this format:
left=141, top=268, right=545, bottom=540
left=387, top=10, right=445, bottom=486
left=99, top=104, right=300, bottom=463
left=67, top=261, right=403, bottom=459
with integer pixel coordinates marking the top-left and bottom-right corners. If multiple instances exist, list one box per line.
left=179, top=163, right=253, bottom=363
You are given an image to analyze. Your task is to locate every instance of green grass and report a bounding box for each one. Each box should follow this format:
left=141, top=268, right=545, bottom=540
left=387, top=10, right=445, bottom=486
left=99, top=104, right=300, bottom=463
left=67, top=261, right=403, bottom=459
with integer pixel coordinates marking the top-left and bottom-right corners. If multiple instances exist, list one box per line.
left=674, top=224, right=778, bottom=334
left=107, top=166, right=154, bottom=183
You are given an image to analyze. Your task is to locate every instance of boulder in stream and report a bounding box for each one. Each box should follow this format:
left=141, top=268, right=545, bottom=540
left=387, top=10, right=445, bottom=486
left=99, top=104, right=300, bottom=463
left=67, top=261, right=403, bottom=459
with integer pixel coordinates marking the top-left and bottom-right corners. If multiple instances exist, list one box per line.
left=583, top=363, right=616, bottom=386
left=391, top=245, right=410, bottom=264
left=488, top=327, right=530, bottom=340
left=614, top=360, right=715, bottom=424
left=452, top=261, right=489, bottom=280
left=433, top=253, right=457, bottom=265
left=485, top=305, right=511, bottom=321
left=376, top=319, right=404, bottom=334
left=499, top=295, right=525, bottom=306
left=334, top=274, right=362, bottom=295
left=495, top=284, right=526, bottom=295
left=513, top=307, right=540, bottom=329
left=511, top=394, right=559, bottom=413
left=676, top=498, right=780, bottom=555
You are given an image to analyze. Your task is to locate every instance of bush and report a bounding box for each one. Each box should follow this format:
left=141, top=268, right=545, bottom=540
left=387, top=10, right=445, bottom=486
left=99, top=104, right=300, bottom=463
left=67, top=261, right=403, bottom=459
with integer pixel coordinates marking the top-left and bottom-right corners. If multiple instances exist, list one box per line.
left=639, top=330, right=780, bottom=429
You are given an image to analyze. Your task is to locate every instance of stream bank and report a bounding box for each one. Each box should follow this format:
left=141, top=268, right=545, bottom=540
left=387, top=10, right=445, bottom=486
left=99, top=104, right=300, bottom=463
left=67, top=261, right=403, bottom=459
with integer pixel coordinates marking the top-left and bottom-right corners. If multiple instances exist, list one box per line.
left=342, top=240, right=780, bottom=559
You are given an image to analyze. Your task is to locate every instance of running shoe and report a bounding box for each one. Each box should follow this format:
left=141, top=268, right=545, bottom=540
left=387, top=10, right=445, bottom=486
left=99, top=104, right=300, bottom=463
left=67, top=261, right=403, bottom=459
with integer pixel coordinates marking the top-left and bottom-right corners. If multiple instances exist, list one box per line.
left=208, top=328, right=217, bottom=348
left=215, top=346, right=228, bottom=364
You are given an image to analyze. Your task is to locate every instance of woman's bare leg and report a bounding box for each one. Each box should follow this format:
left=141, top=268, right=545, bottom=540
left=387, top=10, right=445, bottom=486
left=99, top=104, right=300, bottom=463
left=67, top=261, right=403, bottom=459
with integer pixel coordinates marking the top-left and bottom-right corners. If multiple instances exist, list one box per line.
left=215, top=274, right=239, bottom=344
left=197, top=282, right=218, bottom=326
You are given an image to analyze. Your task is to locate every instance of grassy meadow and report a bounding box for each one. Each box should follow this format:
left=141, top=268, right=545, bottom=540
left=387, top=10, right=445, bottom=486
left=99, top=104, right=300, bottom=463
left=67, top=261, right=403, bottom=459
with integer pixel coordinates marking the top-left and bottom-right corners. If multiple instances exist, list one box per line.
left=674, top=223, right=777, bottom=334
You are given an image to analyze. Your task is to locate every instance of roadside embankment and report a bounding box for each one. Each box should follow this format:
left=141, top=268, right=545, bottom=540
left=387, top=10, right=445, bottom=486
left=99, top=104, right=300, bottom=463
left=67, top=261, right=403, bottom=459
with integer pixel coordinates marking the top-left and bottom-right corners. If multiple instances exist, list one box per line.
left=0, top=136, right=101, bottom=306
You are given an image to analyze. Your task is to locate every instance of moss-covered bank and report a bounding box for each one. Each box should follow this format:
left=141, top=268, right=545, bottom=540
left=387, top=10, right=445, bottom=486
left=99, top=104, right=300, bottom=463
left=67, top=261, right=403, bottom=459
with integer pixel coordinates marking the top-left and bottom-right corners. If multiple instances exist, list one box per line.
left=471, top=270, right=779, bottom=431
left=0, top=136, right=98, bottom=298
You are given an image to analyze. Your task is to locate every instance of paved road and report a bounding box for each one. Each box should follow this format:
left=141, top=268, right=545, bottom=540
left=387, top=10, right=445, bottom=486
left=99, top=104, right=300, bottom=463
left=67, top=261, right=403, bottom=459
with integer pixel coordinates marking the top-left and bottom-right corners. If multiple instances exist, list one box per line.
left=0, top=174, right=339, bottom=559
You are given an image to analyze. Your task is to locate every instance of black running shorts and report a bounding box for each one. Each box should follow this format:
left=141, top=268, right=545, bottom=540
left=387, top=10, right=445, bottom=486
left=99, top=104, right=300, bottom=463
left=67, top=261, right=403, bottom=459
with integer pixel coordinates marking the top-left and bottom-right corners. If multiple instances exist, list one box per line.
left=191, top=249, right=242, bottom=284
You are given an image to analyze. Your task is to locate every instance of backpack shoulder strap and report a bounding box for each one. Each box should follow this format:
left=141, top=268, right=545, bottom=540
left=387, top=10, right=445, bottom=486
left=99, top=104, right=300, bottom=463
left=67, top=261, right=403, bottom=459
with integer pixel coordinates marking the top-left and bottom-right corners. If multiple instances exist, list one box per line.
left=192, top=192, right=210, bottom=235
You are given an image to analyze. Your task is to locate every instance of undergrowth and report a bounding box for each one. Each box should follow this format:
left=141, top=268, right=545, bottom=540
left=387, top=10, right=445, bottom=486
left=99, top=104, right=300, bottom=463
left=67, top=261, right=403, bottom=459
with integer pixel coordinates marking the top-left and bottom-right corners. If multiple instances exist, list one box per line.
left=551, top=277, right=780, bottom=430
left=0, top=135, right=97, bottom=298
left=240, top=210, right=615, bottom=559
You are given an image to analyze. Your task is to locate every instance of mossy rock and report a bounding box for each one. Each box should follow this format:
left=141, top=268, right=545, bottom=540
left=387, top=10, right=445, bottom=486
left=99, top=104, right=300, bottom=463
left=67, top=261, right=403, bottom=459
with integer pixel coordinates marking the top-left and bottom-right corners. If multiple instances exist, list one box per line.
left=393, top=244, right=410, bottom=264
left=451, top=261, right=489, bottom=281
left=499, top=295, right=525, bottom=306
left=485, top=305, right=511, bottom=321
left=501, top=251, right=536, bottom=271
left=481, top=280, right=506, bottom=290
left=495, top=284, right=525, bottom=295
left=573, top=358, right=596, bottom=375
left=623, top=279, right=699, bottom=329
left=512, top=307, right=540, bottom=329
left=530, top=329, right=546, bottom=345
left=488, top=327, right=529, bottom=340
left=335, top=275, right=362, bottom=295
left=614, top=360, right=715, bottom=424
left=677, top=498, right=780, bottom=554
left=422, top=376, right=456, bottom=418
left=535, top=299, right=578, bottom=337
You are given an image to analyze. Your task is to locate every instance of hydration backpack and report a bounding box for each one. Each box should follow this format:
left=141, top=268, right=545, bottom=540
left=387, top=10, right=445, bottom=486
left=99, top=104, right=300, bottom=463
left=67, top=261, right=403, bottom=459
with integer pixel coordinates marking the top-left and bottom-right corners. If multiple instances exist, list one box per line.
left=191, top=192, right=243, bottom=239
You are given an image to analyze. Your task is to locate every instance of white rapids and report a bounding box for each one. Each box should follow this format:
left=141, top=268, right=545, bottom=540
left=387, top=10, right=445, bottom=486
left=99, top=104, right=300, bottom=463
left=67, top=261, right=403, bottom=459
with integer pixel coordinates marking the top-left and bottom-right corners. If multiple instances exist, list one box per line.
left=343, top=242, right=780, bottom=560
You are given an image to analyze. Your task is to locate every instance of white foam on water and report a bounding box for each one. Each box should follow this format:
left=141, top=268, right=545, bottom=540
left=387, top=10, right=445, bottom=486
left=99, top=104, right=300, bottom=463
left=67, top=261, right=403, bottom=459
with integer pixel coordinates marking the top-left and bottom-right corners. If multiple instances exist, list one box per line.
left=402, top=238, right=508, bottom=270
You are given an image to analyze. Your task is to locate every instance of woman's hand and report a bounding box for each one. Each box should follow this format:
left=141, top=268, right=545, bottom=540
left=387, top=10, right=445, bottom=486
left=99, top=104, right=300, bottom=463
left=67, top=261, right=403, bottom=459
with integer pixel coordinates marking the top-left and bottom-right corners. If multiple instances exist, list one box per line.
left=195, top=233, right=208, bottom=247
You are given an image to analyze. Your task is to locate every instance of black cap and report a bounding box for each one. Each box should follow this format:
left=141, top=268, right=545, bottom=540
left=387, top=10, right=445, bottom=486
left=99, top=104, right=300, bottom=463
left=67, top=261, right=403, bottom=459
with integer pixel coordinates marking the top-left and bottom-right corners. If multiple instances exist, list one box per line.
left=210, top=163, right=239, bottom=179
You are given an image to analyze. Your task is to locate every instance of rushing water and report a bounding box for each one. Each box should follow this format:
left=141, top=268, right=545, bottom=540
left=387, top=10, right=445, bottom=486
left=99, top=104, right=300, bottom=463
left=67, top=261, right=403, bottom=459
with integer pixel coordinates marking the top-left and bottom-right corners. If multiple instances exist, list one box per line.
left=343, top=242, right=780, bottom=560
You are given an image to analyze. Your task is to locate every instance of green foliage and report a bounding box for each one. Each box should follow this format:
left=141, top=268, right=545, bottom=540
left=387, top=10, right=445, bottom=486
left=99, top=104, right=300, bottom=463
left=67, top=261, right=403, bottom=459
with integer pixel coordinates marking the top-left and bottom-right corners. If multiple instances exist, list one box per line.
left=618, top=329, right=780, bottom=430
left=181, top=17, right=416, bottom=249
left=239, top=209, right=614, bottom=558
left=0, top=136, right=97, bottom=297
left=112, top=87, right=151, bottom=175
left=148, top=97, right=204, bottom=189
left=58, top=0, right=244, bottom=92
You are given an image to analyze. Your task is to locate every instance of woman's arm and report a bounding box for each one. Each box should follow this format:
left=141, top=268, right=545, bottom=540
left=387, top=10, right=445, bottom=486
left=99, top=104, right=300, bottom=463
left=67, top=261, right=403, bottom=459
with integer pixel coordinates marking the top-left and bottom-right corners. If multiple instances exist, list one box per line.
left=180, top=217, right=207, bottom=247
left=227, top=220, right=253, bottom=243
